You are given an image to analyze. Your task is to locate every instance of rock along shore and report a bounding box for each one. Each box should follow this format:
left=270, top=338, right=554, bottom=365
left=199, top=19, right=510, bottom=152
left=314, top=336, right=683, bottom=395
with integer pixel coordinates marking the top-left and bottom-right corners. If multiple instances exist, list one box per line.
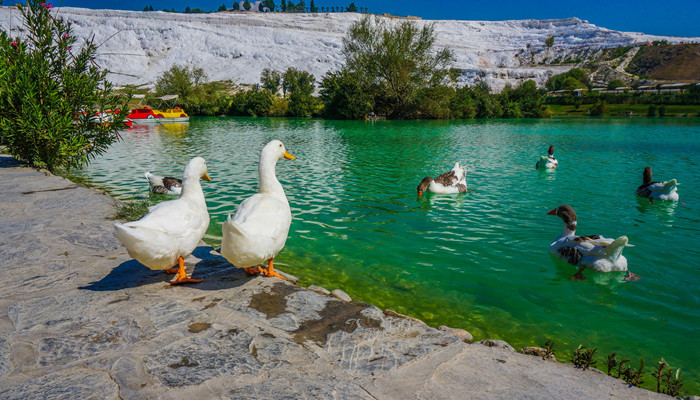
left=0, top=155, right=672, bottom=399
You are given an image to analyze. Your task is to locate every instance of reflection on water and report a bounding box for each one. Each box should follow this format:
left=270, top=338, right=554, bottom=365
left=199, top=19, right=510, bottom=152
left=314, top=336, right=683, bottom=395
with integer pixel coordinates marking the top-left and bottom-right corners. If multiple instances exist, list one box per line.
left=635, top=195, right=678, bottom=220
left=81, top=117, right=700, bottom=393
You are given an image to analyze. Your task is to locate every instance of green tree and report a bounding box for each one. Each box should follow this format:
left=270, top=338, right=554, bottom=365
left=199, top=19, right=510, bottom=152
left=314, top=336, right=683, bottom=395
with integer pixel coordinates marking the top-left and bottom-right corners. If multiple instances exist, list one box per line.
left=545, top=36, right=554, bottom=48
left=504, top=80, right=550, bottom=117
left=243, top=0, right=251, bottom=10
left=218, top=4, right=227, bottom=11
left=309, top=0, right=318, bottom=12
left=471, top=80, right=502, bottom=118
left=449, top=86, right=477, bottom=119
left=545, top=67, right=590, bottom=91
left=295, top=0, right=305, bottom=11
left=185, top=6, right=191, bottom=12
left=561, top=76, right=586, bottom=90
left=154, top=65, right=206, bottom=101
left=341, top=16, right=454, bottom=118
left=260, top=68, right=282, bottom=94
left=280, top=0, right=286, bottom=11
left=282, top=67, right=316, bottom=116
left=647, top=104, right=658, bottom=117
left=589, top=101, right=608, bottom=116
left=0, top=0, right=129, bottom=172
left=320, top=69, right=373, bottom=119
left=232, top=2, right=239, bottom=10
left=263, top=0, right=276, bottom=11
left=346, top=2, right=357, bottom=12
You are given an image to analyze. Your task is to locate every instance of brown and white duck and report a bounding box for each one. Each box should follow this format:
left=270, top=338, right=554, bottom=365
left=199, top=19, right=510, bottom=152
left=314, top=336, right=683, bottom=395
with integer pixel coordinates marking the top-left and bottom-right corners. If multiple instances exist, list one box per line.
left=145, top=172, right=182, bottom=195
left=547, top=205, right=639, bottom=281
left=417, top=162, right=467, bottom=196
left=636, top=166, right=679, bottom=202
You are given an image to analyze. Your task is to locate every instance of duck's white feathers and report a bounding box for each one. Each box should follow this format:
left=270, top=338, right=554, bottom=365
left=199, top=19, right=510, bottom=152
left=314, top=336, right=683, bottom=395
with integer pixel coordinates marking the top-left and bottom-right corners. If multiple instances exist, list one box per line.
left=220, top=140, right=294, bottom=269
left=536, top=156, right=558, bottom=169
left=222, top=195, right=291, bottom=267
left=115, top=199, right=209, bottom=270
left=637, top=179, right=679, bottom=201
left=115, top=157, right=209, bottom=270
left=429, top=162, right=467, bottom=194
left=549, top=234, right=628, bottom=272
left=145, top=172, right=182, bottom=195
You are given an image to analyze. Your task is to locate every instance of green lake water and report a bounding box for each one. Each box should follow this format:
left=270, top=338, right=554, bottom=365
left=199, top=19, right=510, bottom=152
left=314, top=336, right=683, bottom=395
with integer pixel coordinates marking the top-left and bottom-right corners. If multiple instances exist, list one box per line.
left=81, top=117, right=700, bottom=393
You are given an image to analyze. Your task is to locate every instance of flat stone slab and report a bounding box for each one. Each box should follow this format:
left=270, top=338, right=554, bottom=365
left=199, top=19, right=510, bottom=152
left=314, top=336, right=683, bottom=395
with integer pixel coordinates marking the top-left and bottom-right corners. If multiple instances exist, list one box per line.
left=0, top=155, right=673, bottom=399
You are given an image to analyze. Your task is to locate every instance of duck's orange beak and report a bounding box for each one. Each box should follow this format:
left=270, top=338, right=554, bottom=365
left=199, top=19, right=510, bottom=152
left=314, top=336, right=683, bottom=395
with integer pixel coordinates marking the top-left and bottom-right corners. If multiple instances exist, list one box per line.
left=418, top=191, right=423, bottom=197
left=547, top=208, right=556, bottom=215
left=202, top=173, right=212, bottom=181
left=284, top=151, right=296, bottom=160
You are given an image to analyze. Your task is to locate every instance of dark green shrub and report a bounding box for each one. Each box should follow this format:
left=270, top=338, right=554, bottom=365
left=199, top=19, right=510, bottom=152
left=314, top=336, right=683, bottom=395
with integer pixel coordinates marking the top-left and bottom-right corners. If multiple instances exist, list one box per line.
left=589, top=101, right=608, bottom=116
left=570, top=345, right=597, bottom=370
left=320, top=69, right=373, bottom=119
left=647, top=104, right=658, bottom=117
left=0, top=1, right=129, bottom=173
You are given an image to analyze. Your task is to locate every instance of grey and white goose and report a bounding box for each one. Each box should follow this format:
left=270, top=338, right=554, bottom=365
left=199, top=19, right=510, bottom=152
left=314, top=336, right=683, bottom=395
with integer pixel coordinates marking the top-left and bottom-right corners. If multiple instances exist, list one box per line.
left=636, top=166, right=679, bottom=202
left=547, top=205, right=639, bottom=281
left=536, top=145, right=558, bottom=169
left=145, top=172, right=182, bottom=195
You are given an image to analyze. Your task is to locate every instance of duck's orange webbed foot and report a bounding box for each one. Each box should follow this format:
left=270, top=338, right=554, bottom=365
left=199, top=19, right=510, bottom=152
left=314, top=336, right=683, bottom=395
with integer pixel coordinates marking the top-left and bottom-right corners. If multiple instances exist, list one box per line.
left=169, top=256, right=202, bottom=285
left=244, top=266, right=263, bottom=275
left=262, top=258, right=286, bottom=280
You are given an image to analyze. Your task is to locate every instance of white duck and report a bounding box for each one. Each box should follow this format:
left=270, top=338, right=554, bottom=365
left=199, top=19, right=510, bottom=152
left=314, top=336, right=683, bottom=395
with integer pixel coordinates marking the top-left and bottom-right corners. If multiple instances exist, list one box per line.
left=114, top=157, right=211, bottom=284
left=547, top=205, right=639, bottom=281
left=536, top=145, right=558, bottom=169
left=221, top=140, right=295, bottom=279
left=145, top=172, right=182, bottom=195
left=417, top=162, right=467, bottom=196
left=636, top=166, right=679, bottom=202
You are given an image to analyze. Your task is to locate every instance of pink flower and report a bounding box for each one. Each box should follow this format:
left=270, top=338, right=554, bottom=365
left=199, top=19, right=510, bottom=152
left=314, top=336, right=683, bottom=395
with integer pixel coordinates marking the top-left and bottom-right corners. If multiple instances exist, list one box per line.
left=40, top=3, right=53, bottom=9
left=63, top=33, right=70, bottom=38
left=11, top=41, right=19, bottom=46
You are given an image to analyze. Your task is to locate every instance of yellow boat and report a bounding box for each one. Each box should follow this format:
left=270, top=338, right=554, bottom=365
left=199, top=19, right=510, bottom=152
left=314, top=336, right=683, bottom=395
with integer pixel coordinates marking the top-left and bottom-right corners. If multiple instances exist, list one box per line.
left=152, top=95, right=190, bottom=122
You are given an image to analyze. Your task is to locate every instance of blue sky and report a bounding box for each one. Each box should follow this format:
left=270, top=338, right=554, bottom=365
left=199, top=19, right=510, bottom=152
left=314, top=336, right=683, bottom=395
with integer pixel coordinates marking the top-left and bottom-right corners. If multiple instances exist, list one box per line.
left=5, top=0, right=699, bottom=37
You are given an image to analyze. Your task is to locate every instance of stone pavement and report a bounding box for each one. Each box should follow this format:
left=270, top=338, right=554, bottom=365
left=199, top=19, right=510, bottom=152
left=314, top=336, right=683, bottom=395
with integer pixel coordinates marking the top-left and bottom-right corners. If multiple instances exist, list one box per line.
left=0, top=155, right=672, bottom=399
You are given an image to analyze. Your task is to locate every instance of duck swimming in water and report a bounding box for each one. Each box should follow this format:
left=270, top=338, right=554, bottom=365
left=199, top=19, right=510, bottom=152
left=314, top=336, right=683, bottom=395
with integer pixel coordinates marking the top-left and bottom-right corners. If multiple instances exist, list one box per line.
left=636, top=166, right=679, bottom=202
left=417, top=162, right=467, bottom=196
left=547, top=205, right=639, bottom=282
left=145, top=172, right=182, bottom=195
left=536, top=145, right=558, bottom=169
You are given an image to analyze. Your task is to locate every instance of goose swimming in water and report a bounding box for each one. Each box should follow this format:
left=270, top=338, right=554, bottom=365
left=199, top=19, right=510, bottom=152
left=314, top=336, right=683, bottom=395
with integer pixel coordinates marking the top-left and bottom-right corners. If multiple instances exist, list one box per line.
left=417, top=162, right=467, bottom=196
left=145, top=172, right=182, bottom=195
left=547, top=205, right=639, bottom=282
left=536, top=145, right=558, bottom=169
left=636, top=166, right=679, bottom=202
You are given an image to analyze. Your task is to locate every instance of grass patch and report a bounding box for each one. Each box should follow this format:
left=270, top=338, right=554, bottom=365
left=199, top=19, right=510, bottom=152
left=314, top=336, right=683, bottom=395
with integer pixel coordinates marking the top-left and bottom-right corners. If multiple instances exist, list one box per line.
left=606, top=46, right=632, bottom=61
left=549, top=104, right=700, bottom=117
left=113, top=197, right=152, bottom=222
